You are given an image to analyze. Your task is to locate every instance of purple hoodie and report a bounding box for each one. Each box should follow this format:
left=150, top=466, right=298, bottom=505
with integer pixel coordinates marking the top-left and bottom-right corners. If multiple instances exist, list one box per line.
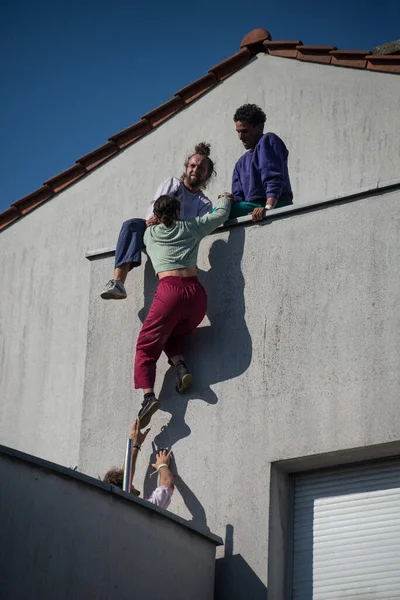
left=232, top=132, right=293, bottom=207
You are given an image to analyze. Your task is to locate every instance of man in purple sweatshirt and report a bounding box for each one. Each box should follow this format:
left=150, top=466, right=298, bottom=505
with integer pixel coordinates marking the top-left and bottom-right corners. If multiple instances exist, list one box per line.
left=230, top=104, right=293, bottom=221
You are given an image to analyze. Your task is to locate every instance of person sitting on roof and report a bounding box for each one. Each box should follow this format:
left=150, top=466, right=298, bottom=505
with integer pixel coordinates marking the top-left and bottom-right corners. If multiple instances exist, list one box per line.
left=103, top=418, right=174, bottom=510
left=135, top=192, right=233, bottom=428
left=229, top=103, right=293, bottom=222
left=100, top=143, right=215, bottom=300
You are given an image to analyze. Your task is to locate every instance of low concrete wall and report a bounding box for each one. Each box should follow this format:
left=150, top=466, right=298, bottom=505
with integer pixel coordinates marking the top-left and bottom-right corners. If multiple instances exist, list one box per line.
left=82, top=187, right=400, bottom=598
left=0, top=446, right=221, bottom=600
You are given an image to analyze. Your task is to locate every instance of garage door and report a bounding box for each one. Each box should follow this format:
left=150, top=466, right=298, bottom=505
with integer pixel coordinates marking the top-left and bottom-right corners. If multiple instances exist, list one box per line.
left=292, top=457, right=400, bottom=599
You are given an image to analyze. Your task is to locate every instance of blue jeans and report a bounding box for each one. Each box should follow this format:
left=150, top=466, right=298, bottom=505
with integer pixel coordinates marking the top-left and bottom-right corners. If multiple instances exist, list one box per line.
left=114, top=218, right=147, bottom=270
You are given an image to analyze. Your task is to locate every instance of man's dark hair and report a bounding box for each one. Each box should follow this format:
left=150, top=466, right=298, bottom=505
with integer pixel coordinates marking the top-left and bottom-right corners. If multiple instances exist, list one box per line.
left=233, top=104, right=266, bottom=126
left=153, top=195, right=181, bottom=227
left=103, top=467, right=124, bottom=488
left=182, top=142, right=216, bottom=188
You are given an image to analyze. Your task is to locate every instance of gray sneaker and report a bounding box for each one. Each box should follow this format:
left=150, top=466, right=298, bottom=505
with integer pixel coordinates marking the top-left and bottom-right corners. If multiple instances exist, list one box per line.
left=100, top=279, right=127, bottom=300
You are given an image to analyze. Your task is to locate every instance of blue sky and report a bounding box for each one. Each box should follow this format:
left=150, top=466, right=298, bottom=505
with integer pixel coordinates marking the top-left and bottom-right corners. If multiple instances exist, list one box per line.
left=1, top=0, right=399, bottom=213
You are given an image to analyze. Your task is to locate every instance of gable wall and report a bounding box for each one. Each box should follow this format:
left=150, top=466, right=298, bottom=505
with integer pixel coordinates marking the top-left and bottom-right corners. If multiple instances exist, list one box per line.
left=0, top=53, right=398, bottom=466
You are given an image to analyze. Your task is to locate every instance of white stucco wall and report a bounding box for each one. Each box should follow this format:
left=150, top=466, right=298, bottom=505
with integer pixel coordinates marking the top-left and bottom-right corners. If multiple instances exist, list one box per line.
left=81, top=189, right=400, bottom=594
left=0, top=52, right=399, bottom=467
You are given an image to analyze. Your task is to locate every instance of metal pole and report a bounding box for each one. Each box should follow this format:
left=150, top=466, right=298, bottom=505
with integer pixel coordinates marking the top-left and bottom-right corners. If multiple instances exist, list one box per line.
left=123, top=438, right=133, bottom=493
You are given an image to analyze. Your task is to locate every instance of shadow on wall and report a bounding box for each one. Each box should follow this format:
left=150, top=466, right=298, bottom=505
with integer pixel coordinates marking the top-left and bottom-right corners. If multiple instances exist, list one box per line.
left=215, top=525, right=268, bottom=600
left=143, top=448, right=210, bottom=533
left=138, top=226, right=252, bottom=450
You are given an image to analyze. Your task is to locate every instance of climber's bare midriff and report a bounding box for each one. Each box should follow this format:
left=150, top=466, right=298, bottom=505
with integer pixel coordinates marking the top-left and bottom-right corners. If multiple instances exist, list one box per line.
left=158, top=266, right=197, bottom=279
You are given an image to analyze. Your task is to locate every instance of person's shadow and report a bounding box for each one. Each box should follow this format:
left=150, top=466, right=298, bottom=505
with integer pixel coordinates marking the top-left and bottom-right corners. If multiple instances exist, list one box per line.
left=138, top=225, right=252, bottom=449
left=143, top=446, right=210, bottom=533
left=215, top=525, right=268, bottom=599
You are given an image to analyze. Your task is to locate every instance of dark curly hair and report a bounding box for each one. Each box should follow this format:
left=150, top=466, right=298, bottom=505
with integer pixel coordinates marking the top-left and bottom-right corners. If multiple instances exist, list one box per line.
left=103, top=467, right=124, bottom=487
left=182, top=142, right=216, bottom=188
left=233, top=104, right=266, bottom=126
left=153, top=195, right=181, bottom=227
left=103, top=467, right=140, bottom=496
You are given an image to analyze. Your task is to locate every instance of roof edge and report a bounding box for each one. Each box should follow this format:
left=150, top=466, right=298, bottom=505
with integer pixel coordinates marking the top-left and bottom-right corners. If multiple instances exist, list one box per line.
left=85, top=176, right=400, bottom=259
left=0, top=443, right=223, bottom=546
left=1, top=27, right=399, bottom=232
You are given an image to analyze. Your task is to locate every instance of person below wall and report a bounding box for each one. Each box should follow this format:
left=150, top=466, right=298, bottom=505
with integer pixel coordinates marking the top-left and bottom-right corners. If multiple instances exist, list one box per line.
left=103, top=418, right=174, bottom=509
left=100, top=142, right=216, bottom=300
left=230, top=103, right=293, bottom=221
left=135, top=192, right=233, bottom=428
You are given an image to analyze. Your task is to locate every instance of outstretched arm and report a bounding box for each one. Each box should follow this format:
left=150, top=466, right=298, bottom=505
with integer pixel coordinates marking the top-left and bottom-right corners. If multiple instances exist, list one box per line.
left=193, top=194, right=232, bottom=237
left=146, top=448, right=175, bottom=510
left=129, top=418, right=150, bottom=489
left=152, top=449, right=174, bottom=488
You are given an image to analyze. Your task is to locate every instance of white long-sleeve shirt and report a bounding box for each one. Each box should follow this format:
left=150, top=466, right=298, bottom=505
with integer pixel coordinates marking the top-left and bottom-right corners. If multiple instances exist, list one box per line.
left=145, top=176, right=211, bottom=220
left=147, top=485, right=173, bottom=510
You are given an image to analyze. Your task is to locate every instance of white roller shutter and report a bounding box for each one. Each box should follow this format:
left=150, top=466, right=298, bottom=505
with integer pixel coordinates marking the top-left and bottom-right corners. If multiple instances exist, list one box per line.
left=292, top=457, right=400, bottom=600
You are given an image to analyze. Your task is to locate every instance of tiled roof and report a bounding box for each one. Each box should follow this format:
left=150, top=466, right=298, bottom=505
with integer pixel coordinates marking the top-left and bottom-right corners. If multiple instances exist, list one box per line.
left=1, top=28, right=399, bottom=232
left=373, top=39, right=400, bottom=55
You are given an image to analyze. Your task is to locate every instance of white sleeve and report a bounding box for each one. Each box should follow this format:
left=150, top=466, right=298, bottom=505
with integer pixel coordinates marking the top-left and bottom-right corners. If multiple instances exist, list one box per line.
left=147, top=485, right=174, bottom=510
left=198, top=197, right=212, bottom=217
left=145, top=177, right=180, bottom=220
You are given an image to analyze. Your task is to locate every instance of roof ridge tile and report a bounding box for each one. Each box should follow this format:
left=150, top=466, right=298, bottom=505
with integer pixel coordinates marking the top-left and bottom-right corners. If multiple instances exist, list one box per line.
left=11, top=186, right=54, bottom=215
left=240, top=28, right=272, bottom=51
left=366, top=54, right=400, bottom=73
left=142, top=96, right=185, bottom=128
left=298, top=45, right=337, bottom=51
left=174, top=73, right=218, bottom=104
left=0, top=206, right=21, bottom=230
left=208, top=48, right=252, bottom=81
left=109, top=119, right=152, bottom=149
left=44, top=164, right=86, bottom=194
left=330, top=50, right=370, bottom=56
left=297, top=45, right=337, bottom=65
left=76, top=141, right=119, bottom=171
left=330, top=49, right=370, bottom=69
left=1, top=28, right=399, bottom=232
left=263, top=40, right=302, bottom=58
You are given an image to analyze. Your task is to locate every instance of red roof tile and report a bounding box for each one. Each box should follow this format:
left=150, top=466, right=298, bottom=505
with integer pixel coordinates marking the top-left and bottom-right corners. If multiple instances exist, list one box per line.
left=240, top=28, right=272, bottom=51
left=175, top=73, right=218, bottom=104
left=296, top=45, right=337, bottom=64
left=0, top=207, right=21, bottom=231
left=12, top=186, right=53, bottom=215
left=208, top=48, right=252, bottom=81
left=1, top=27, right=399, bottom=232
left=142, top=96, right=185, bottom=128
left=330, top=50, right=369, bottom=70
left=109, top=119, right=152, bottom=149
left=263, top=40, right=303, bottom=58
left=44, top=164, right=86, bottom=194
left=366, top=55, right=400, bottom=73
left=76, top=141, right=119, bottom=171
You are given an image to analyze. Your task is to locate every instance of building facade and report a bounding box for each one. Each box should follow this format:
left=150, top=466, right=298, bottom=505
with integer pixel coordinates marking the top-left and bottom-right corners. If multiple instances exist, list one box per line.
left=1, top=29, right=400, bottom=598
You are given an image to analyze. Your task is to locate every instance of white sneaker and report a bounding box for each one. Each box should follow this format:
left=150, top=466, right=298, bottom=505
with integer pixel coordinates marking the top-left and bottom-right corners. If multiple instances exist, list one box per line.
left=100, top=279, right=127, bottom=300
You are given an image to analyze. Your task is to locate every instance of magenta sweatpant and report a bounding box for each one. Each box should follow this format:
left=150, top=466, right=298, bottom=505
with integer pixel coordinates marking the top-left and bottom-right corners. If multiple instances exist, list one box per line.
left=134, top=276, right=207, bottom=389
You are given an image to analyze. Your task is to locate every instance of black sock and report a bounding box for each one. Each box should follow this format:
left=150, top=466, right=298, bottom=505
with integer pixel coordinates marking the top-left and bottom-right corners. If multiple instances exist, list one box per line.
left=144, top=392, right=155, bottom=400
left=168, top=359, right=186, bottom=368
left=175, top=360, right=188, bottom=372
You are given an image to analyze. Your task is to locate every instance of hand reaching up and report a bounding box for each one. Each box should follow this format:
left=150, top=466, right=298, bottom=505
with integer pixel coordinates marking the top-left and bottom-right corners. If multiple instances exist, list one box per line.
left=129, top=418, right=150, bottom=447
